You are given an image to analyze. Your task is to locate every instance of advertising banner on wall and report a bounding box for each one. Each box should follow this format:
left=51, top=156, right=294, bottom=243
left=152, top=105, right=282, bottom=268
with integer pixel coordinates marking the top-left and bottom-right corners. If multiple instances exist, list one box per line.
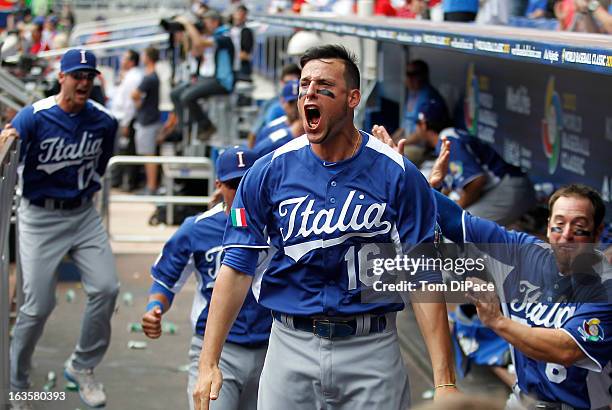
left=411, top=47, right=612, bottom=220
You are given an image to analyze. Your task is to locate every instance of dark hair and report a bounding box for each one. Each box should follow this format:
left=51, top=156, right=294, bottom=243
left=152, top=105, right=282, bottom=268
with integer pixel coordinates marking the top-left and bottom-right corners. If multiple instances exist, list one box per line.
left=548, top=184, right=606, bottom=228
left=126, top=49, right=139, bottom=66
left=407, top=59, right=430, bottom=83
left=280, top=63, right=301, bottom=80
left=299, top=44, right=360, bottom=90
left=424, top=118, right=449, bottom=134
left=236, top=4, right=248, bottom=13
left=223, top=177, right=242, bottom=190
left=144, top=46, right=159, bottom=63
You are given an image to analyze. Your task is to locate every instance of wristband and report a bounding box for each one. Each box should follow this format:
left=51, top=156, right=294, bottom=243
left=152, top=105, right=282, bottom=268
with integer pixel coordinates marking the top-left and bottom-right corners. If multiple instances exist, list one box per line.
left=434, top=383, right=456, bottom=389
left=146, top=300, right=164, bottom=313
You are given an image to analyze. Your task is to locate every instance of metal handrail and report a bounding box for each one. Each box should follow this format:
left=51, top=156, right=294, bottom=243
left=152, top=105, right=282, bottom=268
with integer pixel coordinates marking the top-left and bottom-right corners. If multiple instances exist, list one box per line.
left=37, top=33, right=170, bottom=60
left=0, top=136, right=20, bottom=409
left=101, top=155, right=216, bottom=242
left=69, top=12, right=171, bottom=43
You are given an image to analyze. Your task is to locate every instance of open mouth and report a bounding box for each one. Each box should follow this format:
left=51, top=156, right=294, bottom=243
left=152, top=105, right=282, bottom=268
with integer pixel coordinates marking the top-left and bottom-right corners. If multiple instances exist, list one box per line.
left=305, top=105, right=321, bottom=129
left=75, top=88, right=89, bottom=98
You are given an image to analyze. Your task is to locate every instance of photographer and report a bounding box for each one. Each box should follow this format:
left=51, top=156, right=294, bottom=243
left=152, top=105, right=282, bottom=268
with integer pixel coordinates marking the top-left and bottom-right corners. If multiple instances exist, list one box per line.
left=169, top=10, right=235, bottom=140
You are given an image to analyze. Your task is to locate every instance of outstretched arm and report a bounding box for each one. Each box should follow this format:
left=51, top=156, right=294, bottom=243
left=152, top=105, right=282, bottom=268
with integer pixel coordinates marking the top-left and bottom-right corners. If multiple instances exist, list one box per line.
left=193, top=264, right=252, bottom=410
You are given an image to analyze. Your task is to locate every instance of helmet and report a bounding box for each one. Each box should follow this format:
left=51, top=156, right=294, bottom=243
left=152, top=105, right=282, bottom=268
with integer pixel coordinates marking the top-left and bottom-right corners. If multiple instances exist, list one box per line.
left=286, top=31, right=323, bottom=57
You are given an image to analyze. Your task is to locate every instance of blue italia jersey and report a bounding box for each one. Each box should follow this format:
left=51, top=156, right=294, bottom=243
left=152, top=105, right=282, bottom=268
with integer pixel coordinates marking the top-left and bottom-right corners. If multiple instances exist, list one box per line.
left=252, top=123, right=293, bottom=159
left=12, top=96, right=117, bottom=201
left=223, top=132, right=440, bottom=316
left=151, top=203, right=272, bottom=344
left=402, top=84, right=446, bottom=134
left=436, top=128, right=523, bottom=193
left=434, top=192, right=612, bottom=409
left=253, top=115, right=288, bottom=147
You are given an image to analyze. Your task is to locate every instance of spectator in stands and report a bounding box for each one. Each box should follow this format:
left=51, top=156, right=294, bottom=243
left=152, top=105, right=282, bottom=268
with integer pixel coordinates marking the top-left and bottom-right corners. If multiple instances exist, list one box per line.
left=110, top=49, right=143, bottom=191
left=171, top=10, right=234, bottom=140
left=373, top=98, right=535, bottom=225
left=42, top=15, right=58, bottom=48
left=443, top=0, right=479, bottom=21
left=574, top=0, right=612, bottom=33
left=374, top=0, right=398, bottom=16
left=476, top=0, right=510, bottom=24
left=525, top=0, right=550, bottom=18
left=112, top=50, right=143, bottom=142
left=59, top=3, right=75, bottom=32
left=230, top=4, right=254, bottom=81
left=27, top=17, right=49, bottom=54
left=393, top=60, right=447, bottom=143
left=252, top=79, right=304, bottom=158
left=132, top=46, right=161, bottom=195
left=554, top=0, right=578, bottom=30
left=247, top=63, right=301, bottom=148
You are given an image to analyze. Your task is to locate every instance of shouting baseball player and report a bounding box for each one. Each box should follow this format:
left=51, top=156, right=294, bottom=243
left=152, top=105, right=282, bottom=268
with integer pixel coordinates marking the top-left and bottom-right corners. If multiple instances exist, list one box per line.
left=193, top=44, right=457, bottom=410
left=141, top=146, right=272, bottom=410
left=7, top=49, right=118, bottom=410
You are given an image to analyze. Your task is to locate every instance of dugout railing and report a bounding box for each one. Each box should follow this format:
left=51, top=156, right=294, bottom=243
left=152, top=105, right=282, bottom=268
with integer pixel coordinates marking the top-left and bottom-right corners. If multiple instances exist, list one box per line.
left=0, top=136, right=20, bottom=410
left=101, top=155, right=215, bottom=242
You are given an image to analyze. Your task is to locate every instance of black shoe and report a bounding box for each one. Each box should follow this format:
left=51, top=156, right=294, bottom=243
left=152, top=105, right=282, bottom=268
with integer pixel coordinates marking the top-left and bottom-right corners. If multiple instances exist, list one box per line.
left=197, top=124, right=217, bottom=141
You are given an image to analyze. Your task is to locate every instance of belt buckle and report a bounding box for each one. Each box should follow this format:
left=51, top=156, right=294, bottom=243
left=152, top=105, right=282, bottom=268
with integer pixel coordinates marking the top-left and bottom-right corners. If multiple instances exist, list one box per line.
left=313, top=319, right=333, bottom=339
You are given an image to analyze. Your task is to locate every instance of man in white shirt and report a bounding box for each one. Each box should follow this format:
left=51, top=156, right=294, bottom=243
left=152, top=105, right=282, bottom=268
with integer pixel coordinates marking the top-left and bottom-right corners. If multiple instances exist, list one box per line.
left=109, top=49, right=143, bottom=190
left=111, top=49, right=143, bottom=136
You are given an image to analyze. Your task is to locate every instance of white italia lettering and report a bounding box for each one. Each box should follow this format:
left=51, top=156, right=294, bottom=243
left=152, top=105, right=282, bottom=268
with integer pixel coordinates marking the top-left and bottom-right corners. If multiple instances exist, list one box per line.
left=278, top=190, right=392, bottom=261
left=510, top=280, right=576, bottom=328
left=37, top=131, right=103, bottom=174
left=279, top=196, right=308, bottom=240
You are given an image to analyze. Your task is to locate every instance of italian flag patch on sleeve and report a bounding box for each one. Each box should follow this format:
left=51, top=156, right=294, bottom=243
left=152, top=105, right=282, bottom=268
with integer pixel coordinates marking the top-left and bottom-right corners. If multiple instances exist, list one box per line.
left=231, top=208, right=247, bottom=227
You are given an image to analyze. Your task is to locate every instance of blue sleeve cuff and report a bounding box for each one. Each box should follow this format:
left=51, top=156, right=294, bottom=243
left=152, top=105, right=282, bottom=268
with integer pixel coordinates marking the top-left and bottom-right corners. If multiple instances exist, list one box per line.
left=149, top=281, right=175, bottom=306
left=222, top=247, right=260, bottom=276
left=433, top=190, right=464, bottom=244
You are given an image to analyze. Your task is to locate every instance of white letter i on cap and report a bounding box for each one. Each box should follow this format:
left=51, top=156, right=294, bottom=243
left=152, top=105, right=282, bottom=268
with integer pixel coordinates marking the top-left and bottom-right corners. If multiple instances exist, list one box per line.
left=237, top=151, right=245, bottom=168
left=80, top=50, right=87, bottom=63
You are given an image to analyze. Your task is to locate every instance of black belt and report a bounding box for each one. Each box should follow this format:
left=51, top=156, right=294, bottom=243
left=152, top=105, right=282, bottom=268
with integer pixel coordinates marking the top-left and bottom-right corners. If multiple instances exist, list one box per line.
left=29, top=197, right=91, bottom=210
left=272, top=311, right=387, bottom=340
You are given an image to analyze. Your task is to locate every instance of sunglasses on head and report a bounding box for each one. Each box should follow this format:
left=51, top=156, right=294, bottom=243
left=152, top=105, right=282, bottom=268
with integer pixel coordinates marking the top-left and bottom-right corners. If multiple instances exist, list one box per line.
left=69, top=71, right=96, bottom=81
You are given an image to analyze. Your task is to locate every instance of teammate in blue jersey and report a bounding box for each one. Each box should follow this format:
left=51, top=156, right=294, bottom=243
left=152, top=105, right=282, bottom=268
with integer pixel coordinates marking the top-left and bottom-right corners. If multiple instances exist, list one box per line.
left=193, top=44, right=457, bottom=410
left=252, top=79, right=304, bottom=158
left=396, top=60, right=448, bottom=139
left=373, top=98, right=535, bottom=225
left=248, top=63, right=301, bottom=148
left=426, top=142, right=612, bottom=409
left=6, top=49, right=118, bottom=410
left=141, top=147, right=271, bottom=410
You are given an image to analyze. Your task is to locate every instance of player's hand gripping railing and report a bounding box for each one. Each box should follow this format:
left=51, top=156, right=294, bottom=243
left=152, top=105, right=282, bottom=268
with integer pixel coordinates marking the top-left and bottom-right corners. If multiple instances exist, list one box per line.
left=0, top=136, right=20, bottom=409
left=101, top=156, right=215, bottom=242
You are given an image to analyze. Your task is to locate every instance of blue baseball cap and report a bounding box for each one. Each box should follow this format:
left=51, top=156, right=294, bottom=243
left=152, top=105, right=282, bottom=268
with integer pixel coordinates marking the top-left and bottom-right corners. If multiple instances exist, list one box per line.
left=216, top=146, right=258, bottom=182
left=281, top=79, right=299, bottom=103
left=33, top=15, right=45, bottom=26
left=418, top=98, right=449, bottom=125
left=60, top=49, right=100, bottom=74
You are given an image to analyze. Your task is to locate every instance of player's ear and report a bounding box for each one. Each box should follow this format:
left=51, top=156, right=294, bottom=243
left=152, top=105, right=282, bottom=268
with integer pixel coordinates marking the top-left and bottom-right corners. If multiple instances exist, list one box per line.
left=215, top=180, right=222, bottom=189
left=347, top=88, right=360, bottom=110
left=58, top=71, right=66, bottom=84
left=593, top=222, right=604, bottom=243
